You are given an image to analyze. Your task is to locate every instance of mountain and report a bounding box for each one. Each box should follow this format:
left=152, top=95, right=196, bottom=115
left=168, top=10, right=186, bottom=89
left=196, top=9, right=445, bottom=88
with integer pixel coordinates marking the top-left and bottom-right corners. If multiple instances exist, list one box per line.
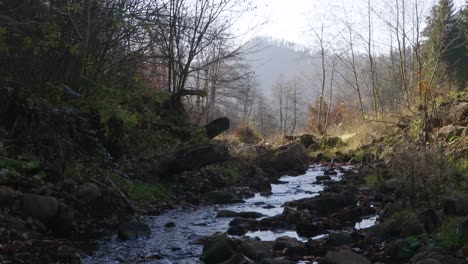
left=243, top=37, right=321, bottom=100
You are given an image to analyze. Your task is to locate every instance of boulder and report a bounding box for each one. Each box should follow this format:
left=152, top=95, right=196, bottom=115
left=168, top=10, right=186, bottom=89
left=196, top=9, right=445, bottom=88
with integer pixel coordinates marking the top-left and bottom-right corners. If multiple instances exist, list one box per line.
left=17, top=193, right=59, bottom=223
left=164, top=222, right=176, bottom=228
left=0, top=186, right=19, bottom=208
left=228, top=217, right=257, bottom=236
left=320, top=250, right=370, bottom=264
left=323, top=169, right=338, bottom=176
left=299, top=134, right=318, bottom=148
left=240, top=240, right=274, bottom=261
left=216, top=210, right=239, bottom=218
left=201, top=233, right=239, bottom=264
left=168, top=144, right=230, bottom=174
left=117, top=222, right=151, bottom=240
left=292, top=192, right=356, bottom=214
left=366, top=219, right=402, bottom=242
left=368, top=215, right=424, bottom=242
left=274, top=236, right=301, bottom=250
left=410, top=252, right=465, bottom=264
left=220, top=253, right=252, bottom=264
left=438, top=125, right=465, bottom=138
left=384, top=239, right=416, bottom=262
left=296, top=223, right=323, bottom=238
left=76, top=183, right=101, bottom=204
left=248, top=173, right=272, bottom=193
left=236, top=212, right=264, bottom=219
left=322, top=136, right=346, bottom=148
left=205, top=117, right=230, bottom=139
left=255, top=142, right=309, bottom=174
left=316, top=175, right=332, bottom=182
left=327, top=232, right=353, bottom=246
left=52, top=202, right=75, bottom=235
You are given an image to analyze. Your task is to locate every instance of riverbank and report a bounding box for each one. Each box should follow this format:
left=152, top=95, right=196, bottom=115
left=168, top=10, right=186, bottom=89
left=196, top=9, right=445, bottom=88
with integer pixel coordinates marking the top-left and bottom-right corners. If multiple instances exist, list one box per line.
left=0, top=86, right=466, bottom=263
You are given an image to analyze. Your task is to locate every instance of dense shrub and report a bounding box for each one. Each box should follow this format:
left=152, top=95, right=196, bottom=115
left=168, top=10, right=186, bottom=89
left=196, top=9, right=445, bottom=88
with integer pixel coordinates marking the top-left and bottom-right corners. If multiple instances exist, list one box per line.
left=233, top=124, right=261, bottom=144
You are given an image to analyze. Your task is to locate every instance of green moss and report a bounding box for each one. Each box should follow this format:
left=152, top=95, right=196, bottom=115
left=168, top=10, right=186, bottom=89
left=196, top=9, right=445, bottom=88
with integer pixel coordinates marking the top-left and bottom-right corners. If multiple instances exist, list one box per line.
left=207, top=162, right=242, bottom=185
left=437, top=218, right=461, bottom=248
left=0, top=159, right=41, bottom=171
left=128, top=180, right=172, bottom=203
left=363, top=173, right=380, bottom=187
left=390, top=209, right=418, bottom=224
left=0, top=159, right=24, bottom=170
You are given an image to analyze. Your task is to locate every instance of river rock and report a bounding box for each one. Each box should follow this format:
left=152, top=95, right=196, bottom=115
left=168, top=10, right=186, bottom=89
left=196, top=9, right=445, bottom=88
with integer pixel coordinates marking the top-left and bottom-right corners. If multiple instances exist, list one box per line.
left=204, top=191, right=243, bottom=204
left=327, top=232, right=353, bottom=246
left=17, top=193, right=59, bottom=223
left=240, top=240, right=274, bottom=261
left=410, top=251, right=465, bottom=264
left=368, top=214, right=424, bottom=242
left=293, top=192, right=356, bottom=214
left=323, top=169, right=338, bottom=176
left=384, top=239, right=415, bottom=262
left=366, top=219, right=401, bottom=242
left=217, top=210, right=239, bottom=218
left=316, top=175, right=332, bottom=182
left=320, top=250, right=370, bottom=264
left=228, top=217, right=257, bottom=236
left=261, top=259, right=296, bottom=264
left=52, top=202, right=75, bottom=235
left=76, top=183, right=101, bottom=204
left=220, top=253, right=252, bottom=264
left=117, top=222, right=151, bottom=240
left=241, top=212, right=264, bottom=218
left=248, top=172, right=272, bottom=193
left=201, top=233, right=239, bottom=264
left=296, top=223, right=323, bottom=237
left=274, top=236, right=301, bottom=250
left=56, top=245, right=84, bottom=261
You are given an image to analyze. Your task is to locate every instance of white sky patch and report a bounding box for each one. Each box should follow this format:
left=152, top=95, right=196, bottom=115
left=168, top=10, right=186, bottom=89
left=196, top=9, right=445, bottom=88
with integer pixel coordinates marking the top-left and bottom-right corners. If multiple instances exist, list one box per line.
left=236, top=0, right=466, bottom=49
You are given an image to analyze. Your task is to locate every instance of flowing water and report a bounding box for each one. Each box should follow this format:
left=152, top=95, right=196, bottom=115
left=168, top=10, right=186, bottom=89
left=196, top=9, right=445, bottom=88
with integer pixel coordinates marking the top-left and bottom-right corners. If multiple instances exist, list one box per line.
left=85, top=165, right=376, bottom=264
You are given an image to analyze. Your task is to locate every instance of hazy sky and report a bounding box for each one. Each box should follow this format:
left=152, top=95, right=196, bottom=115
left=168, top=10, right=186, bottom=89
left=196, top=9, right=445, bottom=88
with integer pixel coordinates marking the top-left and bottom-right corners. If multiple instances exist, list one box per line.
left=236, top=0, right=466, bottom=48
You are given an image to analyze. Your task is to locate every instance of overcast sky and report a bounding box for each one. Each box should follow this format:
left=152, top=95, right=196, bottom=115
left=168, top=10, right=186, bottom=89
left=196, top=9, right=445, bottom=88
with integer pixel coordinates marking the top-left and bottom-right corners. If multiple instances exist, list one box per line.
left=235, top=0, right=466, bottom=48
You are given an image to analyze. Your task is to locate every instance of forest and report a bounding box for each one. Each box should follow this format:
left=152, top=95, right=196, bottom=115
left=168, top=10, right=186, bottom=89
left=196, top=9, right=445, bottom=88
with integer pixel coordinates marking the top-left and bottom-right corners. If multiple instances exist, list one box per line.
left=0, top=0, right=467, bottom=263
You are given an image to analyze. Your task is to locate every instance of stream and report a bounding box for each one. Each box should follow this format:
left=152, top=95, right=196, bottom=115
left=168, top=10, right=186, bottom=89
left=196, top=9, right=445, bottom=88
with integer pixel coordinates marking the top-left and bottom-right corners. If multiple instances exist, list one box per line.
left=85, top=165, right=377, bottom=264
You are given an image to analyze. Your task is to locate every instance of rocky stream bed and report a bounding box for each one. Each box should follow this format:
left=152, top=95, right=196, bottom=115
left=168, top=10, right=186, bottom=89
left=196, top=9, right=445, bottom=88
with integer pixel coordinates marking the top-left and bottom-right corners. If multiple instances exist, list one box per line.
left=84, top=165, right=379, bottom=264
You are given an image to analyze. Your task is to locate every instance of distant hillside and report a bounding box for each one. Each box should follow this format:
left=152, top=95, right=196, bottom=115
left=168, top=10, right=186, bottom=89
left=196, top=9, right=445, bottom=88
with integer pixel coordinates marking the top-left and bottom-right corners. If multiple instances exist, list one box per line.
left=244, top=37, right=321, bottom=100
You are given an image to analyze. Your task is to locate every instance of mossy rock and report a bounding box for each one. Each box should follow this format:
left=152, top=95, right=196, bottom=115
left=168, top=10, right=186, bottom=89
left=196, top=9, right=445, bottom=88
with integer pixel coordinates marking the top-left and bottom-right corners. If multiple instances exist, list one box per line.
left=322, top=136, right=346, bottom=148
left=201, top=233, right=239, bottom=264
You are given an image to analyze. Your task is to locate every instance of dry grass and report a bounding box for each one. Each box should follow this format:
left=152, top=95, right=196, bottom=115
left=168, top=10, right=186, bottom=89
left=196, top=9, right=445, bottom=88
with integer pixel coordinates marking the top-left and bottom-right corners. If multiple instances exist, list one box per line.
left=390, top=144, right=448, bottom=207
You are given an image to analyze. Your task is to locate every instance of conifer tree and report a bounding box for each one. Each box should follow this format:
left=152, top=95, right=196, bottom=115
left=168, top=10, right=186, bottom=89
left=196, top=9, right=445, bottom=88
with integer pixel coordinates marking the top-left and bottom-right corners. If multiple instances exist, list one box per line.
left=423, top=0, right=462, bottom=90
